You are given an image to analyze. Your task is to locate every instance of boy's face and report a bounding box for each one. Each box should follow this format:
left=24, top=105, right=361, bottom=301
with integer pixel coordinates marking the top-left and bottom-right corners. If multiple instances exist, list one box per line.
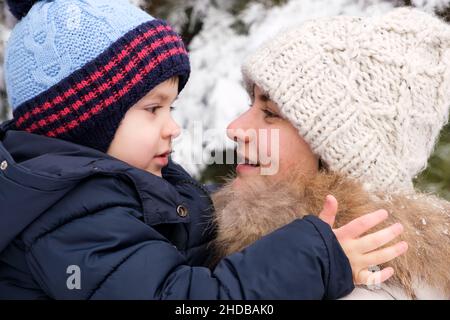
left=107, top=78, right=181, bottom=177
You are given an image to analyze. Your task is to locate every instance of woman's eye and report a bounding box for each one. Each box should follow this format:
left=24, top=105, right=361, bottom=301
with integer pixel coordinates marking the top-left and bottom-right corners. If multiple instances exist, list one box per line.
left=263, top=109, right=279, bottom=118
left=170, top=106, right=176, bottom=112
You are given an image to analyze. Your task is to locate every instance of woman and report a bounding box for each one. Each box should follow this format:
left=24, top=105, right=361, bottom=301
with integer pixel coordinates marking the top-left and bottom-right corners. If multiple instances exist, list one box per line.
left=212, top=7, right=450, bottom=299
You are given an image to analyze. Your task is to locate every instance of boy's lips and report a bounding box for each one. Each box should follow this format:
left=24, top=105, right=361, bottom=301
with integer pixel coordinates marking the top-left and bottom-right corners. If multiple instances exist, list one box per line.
left=153, top=150, right=172, bottom=166
left=155, top=150, right=172, bottom=158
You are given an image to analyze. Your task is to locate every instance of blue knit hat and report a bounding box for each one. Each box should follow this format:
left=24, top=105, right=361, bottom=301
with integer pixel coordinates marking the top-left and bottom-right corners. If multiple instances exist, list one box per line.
left=4, top=0, right=190, bottom=152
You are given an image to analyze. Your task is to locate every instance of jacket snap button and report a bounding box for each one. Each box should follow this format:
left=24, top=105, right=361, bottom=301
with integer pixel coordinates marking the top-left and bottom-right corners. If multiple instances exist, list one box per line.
left=0, top=160, right=8, bottom=171
left=176, top=205, right=188, bottom=217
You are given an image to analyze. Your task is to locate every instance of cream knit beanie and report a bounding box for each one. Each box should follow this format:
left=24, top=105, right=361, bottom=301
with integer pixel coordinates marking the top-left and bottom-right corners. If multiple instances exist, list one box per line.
left=242, top=7, right=450, bottom=192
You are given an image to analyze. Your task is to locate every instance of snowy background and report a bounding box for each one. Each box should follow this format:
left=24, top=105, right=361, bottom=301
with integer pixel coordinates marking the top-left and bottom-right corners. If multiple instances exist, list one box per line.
left=0, top=0, right=449, bottom=199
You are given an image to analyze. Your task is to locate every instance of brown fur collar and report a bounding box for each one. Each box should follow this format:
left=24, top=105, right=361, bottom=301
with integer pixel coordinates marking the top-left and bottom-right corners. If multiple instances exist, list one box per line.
left=210, top=170, right=450, bottom=299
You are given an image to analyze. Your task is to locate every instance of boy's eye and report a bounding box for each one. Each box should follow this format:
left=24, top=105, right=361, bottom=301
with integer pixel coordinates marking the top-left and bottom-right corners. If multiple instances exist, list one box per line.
left=144, top=106, right=175, bottom=114
left=145, top=106, right=162, bottom=114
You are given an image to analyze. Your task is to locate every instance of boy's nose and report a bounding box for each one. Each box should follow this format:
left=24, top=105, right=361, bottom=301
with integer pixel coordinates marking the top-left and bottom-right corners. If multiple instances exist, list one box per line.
left=171, top=123, right=181, bottom=140
left=163, top=116, right=181, bottom=140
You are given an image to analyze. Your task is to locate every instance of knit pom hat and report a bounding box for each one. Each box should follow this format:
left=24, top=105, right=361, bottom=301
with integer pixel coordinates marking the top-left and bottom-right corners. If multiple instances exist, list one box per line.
left=4, top=0, right=190, bottom=152
left=242, top=8, right=450, bottom=192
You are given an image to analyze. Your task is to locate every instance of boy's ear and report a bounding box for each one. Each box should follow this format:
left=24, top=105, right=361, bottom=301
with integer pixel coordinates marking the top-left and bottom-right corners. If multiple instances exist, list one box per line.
left=170, top=76, right=179, bottom=84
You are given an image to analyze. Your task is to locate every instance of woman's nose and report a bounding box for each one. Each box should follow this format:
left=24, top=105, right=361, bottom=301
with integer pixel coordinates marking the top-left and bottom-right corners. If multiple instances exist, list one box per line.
left=226, top=109, right=254, bottom=143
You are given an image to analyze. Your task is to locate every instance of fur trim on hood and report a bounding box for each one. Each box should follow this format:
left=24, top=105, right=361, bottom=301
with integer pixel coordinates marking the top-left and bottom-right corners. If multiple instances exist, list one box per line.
left=210, top=169, right=450, bottom=299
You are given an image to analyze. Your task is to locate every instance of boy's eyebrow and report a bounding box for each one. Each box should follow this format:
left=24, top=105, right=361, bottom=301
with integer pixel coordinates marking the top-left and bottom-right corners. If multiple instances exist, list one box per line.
left=153, top=93, right=170, bottom=101
left=144, top=92, right=173, bottom=102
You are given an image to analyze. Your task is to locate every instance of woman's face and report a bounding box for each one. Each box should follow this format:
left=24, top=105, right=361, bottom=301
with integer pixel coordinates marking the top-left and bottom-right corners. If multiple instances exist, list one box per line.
left=227, top=85, right=319, bottom=186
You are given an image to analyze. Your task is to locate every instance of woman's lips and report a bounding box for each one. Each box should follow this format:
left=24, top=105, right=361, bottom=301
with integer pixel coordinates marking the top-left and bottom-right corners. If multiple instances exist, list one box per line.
left=236, top=163, right=260, bottom=175
left=236, top=154, right=261, bottom=175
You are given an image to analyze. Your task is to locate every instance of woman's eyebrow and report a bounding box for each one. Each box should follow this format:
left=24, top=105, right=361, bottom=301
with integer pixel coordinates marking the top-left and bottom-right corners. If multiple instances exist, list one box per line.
left=258, top=93, right=270, bottom=102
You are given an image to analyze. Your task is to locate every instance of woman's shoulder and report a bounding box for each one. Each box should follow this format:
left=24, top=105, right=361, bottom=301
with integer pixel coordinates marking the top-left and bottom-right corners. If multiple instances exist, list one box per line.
left=341, top=282, right=449, bottom=300
left=340, top=286, right=400, bottom=300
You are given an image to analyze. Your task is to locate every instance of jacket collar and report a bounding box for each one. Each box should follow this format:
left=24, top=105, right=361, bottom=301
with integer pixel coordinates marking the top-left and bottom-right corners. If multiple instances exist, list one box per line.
left=0, top=120, right=192, bottom=231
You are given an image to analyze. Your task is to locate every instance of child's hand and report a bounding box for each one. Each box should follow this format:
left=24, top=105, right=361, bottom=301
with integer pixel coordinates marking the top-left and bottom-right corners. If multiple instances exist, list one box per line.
left=318, top=195, right=408, bottom=286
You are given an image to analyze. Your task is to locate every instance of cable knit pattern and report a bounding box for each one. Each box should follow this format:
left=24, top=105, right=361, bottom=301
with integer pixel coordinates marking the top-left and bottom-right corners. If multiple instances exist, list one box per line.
left=242, top=8, right=450, bottom=192
left=4, top=0, right=190, bottom=152
left=5, top=0, right=151, bottom=108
